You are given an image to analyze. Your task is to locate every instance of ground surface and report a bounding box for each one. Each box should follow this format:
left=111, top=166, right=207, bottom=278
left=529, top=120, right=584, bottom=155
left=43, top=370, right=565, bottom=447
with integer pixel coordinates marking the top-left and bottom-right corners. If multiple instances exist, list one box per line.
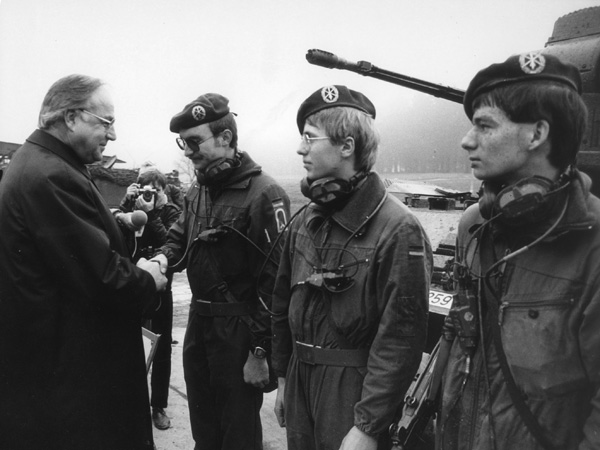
left=152, top=273, right=287, bottom=450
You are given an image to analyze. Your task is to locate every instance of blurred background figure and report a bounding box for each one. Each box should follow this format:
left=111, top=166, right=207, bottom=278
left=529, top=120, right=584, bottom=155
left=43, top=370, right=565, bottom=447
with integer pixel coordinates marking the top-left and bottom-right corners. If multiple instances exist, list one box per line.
left=116, top=167, right=181, bottom=431
left=139, top=160, right=184, bottom=209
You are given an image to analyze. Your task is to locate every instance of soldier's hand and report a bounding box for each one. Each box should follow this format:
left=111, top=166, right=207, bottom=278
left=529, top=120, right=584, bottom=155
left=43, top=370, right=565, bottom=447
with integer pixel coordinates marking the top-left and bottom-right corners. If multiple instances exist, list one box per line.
left=137, top=257, right=167, bottom=291
left=150, top=254, right=168, bottom=275
left=274, top=377, right=286, bottom=427
left=243, top=351, right=269, bottom=388
left=338, top=426, right=377, bottom=450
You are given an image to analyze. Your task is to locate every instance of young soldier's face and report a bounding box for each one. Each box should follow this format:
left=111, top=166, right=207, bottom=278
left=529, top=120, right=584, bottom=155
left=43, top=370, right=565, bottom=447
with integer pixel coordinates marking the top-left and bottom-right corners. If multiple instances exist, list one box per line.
left=462, top=106, right=535, bottom=185
left=297, top=123, right=344, bottom=181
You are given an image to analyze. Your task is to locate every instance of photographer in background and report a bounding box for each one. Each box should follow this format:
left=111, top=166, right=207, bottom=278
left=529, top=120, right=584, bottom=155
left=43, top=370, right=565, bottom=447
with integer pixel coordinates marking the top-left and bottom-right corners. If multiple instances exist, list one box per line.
left=117, top=169, right=181, bottom=431
left=138, top=160, right=184, bottom=209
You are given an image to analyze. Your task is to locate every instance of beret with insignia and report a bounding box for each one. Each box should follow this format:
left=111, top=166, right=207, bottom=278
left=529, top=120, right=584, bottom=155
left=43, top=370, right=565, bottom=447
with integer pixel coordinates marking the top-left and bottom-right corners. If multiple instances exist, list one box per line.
left=464, top=52, right=582, bottom=119
left=296, top=85, right=376, bottom=133
left=170, top=93, right=230, bottom=132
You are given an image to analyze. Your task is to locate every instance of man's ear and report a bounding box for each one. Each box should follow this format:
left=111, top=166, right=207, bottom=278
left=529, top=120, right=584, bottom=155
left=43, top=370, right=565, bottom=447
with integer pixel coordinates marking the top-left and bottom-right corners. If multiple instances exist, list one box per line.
left=340, top=136, right=355, bottom=159
left=529, top=120, right=550, bottom=150
left=64, top=109, right=78, bottom=130
left=218, top=129, right=232, bottom=147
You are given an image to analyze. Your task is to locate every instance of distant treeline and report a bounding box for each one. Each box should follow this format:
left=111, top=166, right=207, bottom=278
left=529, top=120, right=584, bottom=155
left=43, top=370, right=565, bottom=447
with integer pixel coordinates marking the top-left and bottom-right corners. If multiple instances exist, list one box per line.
left=375, top=95, right=472, bottom=174
left=374, top=144, right=470, bottom=174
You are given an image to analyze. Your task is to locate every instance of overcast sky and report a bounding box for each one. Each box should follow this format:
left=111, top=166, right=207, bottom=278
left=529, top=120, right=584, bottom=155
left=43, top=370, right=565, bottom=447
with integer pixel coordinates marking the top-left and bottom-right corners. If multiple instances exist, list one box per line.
left=1, top=0, right=599, bottom=176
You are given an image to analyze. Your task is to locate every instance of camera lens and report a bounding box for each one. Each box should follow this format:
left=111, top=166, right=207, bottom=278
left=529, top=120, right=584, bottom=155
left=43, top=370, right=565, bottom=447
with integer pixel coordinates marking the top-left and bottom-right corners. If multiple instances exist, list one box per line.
left=143, top=191, right=154, bottom=202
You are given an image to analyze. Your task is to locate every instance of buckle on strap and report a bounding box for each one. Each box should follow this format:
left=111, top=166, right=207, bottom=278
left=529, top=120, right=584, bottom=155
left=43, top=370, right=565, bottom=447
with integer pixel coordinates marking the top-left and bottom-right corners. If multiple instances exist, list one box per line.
left=294, top=341, right=369, bottom=367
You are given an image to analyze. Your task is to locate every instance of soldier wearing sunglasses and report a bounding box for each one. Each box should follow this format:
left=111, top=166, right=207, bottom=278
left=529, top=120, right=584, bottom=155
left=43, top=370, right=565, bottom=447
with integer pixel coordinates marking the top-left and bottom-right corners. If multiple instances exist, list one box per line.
left=271, top=85, right=433, bottom=450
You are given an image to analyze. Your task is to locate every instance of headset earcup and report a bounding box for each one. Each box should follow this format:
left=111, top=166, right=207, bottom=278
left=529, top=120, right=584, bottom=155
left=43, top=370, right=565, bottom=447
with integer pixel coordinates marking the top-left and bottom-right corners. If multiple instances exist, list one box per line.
left=301, top=173, right=367, bottom=206
left=478, top=181, right=497, bottom=220
left=300, top=177, right=312, bottom=199
left=198, top=156, right=241, bottom=186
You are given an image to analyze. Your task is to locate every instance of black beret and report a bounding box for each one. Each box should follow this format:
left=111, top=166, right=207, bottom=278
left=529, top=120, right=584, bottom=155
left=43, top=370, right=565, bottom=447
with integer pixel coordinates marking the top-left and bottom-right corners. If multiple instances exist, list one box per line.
left=170, top=93, right=230, bottom=133
left=296, top=85, right=376, bottom=133
left=464, top=52, right=582, bottom=119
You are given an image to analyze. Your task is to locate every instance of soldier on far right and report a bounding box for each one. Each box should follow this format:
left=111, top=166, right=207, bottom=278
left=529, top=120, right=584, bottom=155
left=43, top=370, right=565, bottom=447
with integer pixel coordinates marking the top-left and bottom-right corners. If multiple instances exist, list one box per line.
left=437, top=52, right=600, bottom=450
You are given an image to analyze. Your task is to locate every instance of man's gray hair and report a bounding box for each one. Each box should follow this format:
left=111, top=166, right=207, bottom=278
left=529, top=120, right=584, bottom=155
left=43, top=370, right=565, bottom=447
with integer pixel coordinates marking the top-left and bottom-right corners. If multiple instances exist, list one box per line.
left=38, top=74, right=104, bottom=129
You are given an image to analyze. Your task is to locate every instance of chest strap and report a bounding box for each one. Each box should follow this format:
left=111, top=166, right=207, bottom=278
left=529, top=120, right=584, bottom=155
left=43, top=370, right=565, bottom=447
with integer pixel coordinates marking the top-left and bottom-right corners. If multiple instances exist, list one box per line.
left=193, top=299, right=255, bottom=316
left=294, top=341, right=369, bottom=367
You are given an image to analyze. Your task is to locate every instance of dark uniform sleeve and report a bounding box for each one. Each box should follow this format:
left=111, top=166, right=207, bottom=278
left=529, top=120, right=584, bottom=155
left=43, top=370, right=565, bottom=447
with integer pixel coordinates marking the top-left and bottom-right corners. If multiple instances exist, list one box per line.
left=159, top=185, right=199, bottom=271
left=271, top=224, right=295, bottom=377
left=354, top=216, right=433, bottom=436
left=246, top=183, right=291, bottom=352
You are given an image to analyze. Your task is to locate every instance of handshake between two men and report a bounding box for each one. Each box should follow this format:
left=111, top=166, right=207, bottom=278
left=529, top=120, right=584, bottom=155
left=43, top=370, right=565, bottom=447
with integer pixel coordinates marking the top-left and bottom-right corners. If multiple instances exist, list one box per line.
left=116, top=209, right=169, bottom=292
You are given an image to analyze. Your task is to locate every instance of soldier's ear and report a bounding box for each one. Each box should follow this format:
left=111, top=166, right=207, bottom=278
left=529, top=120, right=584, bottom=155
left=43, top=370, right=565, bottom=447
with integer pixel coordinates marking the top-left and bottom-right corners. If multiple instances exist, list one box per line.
left=219, top=129, right=232, bottom=148
left=529, top=120, right=550, bottom=150
left=340, top=136, right=355, bottom=159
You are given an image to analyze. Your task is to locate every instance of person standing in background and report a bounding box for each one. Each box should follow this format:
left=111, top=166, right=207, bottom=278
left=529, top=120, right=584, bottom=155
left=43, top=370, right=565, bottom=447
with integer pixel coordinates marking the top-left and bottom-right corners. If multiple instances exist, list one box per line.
left=117, top=168, right=181, bottom=431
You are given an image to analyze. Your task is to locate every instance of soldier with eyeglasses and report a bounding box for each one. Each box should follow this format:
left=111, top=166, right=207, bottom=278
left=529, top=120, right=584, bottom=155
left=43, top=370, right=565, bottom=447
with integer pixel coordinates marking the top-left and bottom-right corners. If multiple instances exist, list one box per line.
left=151, top=93, right=290, bottom=450
left=271, top=85, right=433, bottom=450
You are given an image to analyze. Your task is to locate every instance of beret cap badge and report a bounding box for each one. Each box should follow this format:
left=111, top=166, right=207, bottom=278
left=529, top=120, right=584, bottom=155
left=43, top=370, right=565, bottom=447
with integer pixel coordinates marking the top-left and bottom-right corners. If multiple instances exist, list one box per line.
left=296, top=84, right=376, bottom=133
left=519, top=52, right=546, bottom=75
left=463, top=52, right=582, bottom=120
left=192, top=105, right=206, bottom=121
left=321, top=86, right=339, bottom=103
left=169, top=93, right=231, bottom=133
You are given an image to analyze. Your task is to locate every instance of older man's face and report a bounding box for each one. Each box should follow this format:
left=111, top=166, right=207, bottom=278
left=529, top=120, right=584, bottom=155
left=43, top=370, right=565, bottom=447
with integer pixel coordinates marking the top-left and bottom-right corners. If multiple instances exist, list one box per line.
left=70, top=86, right=116, bottom=164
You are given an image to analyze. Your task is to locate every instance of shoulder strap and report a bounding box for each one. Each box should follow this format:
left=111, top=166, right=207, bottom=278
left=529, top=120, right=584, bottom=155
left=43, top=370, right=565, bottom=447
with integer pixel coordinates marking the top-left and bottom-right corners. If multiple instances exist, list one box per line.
left=479, top=231, right=558, bottom=450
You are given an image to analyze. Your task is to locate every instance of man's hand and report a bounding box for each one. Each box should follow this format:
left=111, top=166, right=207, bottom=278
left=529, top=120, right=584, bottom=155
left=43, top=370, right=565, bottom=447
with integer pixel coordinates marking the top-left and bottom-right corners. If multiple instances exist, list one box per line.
left=243, top=351, right=269, bottom=388
left=150, top=254, right=168, bottom=275
left=115, top=211, right=135, bottom=231
left=137, top=257, right=167, bottom=291
left=274, top=377, right=286, bottom=427
left=338, top=426, right=377, bottom=450
left=135, top=195, right=155, bottom=213
left=125, top=183, right=139, bottom=200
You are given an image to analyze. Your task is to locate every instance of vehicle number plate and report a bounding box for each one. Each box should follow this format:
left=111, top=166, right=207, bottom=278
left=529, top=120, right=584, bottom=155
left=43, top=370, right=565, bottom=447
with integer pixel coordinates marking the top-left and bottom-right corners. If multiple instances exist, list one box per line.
left=429, top=289, right=453, bottom=315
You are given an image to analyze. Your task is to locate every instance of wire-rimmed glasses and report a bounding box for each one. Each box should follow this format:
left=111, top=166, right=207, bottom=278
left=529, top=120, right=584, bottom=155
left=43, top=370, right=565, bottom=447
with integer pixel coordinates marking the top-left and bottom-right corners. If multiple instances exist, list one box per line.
left=79, top=109, right=115, bottom=130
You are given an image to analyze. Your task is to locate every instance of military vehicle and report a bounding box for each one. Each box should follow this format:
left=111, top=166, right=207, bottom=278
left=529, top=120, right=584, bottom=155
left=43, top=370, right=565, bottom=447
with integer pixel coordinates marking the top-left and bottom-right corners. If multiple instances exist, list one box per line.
left=306, top=6, right=600, bottom=449
left=306, top=6, right=600, bottom=196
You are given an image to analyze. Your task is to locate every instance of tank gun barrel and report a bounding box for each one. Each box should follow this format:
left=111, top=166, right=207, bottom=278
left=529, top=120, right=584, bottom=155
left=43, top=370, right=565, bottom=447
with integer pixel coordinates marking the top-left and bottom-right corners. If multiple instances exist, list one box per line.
left=306, top=49, right=465, bottom=104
